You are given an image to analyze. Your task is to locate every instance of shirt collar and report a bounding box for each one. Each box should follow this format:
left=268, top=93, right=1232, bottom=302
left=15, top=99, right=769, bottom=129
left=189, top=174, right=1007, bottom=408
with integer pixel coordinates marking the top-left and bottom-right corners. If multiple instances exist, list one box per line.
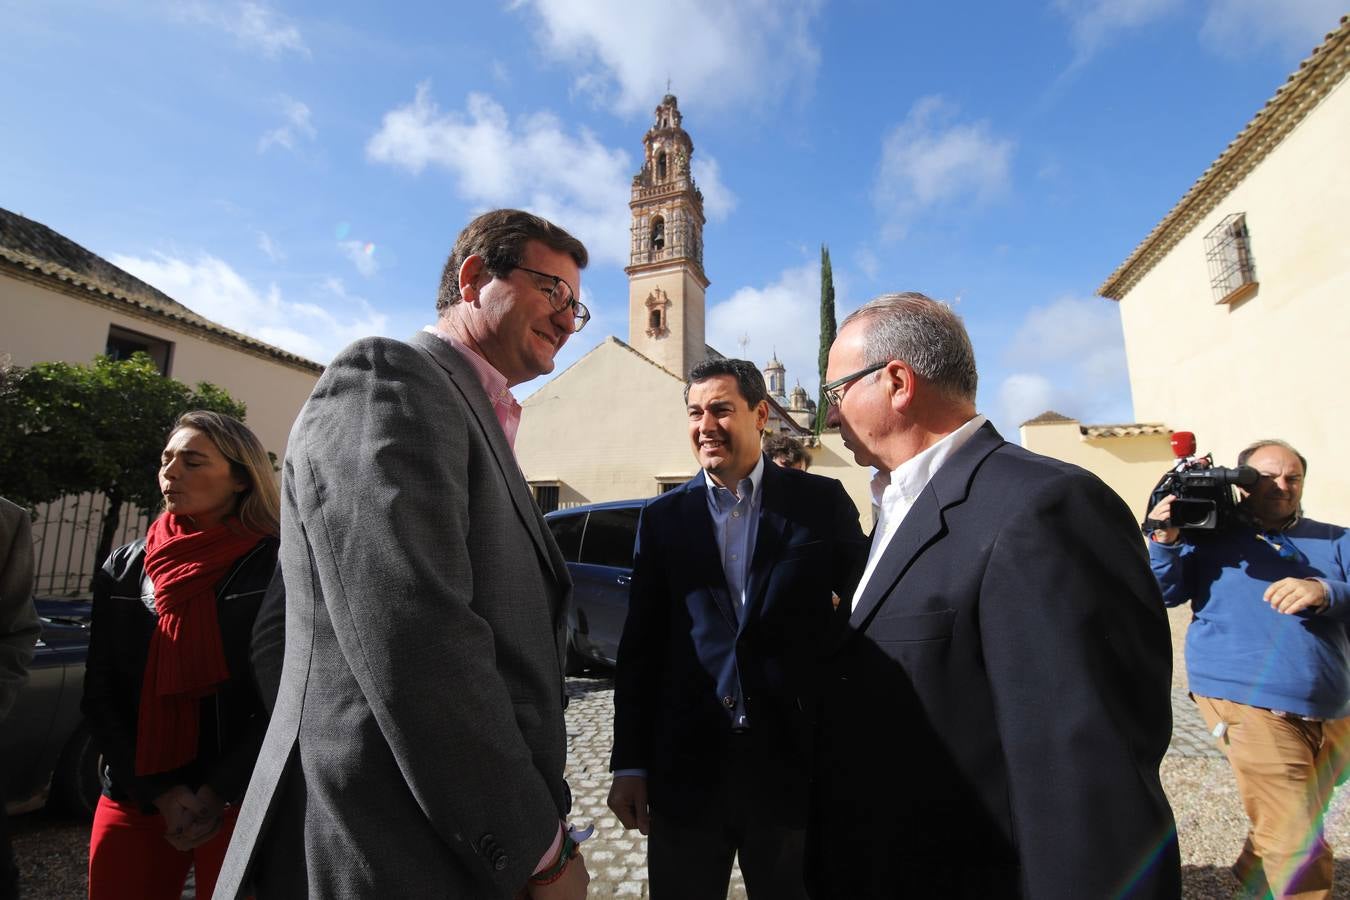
left=703, top=453, right=766, bottom=506
left=423, top=325, right=515, bottom=407
left=871, top=414, right=987, bottom=509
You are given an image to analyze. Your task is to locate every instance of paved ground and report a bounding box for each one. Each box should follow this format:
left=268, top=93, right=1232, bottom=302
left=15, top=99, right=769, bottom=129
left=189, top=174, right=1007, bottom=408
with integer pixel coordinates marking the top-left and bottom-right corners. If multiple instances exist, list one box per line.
left=14, top=606, right=1350, bottom=898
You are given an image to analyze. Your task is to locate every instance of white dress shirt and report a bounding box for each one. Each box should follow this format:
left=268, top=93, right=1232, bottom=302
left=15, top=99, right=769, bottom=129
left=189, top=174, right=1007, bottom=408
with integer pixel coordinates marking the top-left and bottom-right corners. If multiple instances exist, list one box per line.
left=853, top=415, right=987, bottom=610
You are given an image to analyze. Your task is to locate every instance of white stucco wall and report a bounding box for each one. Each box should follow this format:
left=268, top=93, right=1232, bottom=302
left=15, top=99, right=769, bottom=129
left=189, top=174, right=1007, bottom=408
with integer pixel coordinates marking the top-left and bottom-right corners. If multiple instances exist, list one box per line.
left=1114, top=76, right=1350, bottom=522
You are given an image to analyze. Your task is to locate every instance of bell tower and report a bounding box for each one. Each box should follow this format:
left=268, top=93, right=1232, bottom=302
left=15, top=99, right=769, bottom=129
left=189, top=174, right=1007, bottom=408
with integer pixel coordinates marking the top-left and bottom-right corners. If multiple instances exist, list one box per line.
left=627, top=94, right=709, bottom=379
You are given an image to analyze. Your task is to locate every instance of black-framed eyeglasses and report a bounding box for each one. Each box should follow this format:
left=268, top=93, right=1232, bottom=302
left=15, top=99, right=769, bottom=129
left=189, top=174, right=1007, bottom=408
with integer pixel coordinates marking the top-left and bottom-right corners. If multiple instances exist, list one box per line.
left=513, top=265, right=590, bottom=332
left=822, top=361, right=888, bottom=407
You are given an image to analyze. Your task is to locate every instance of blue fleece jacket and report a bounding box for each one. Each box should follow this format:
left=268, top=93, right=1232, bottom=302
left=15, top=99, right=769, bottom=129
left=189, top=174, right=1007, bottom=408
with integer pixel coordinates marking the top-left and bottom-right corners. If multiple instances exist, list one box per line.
left=1150, top=517, right=1350, bottom=719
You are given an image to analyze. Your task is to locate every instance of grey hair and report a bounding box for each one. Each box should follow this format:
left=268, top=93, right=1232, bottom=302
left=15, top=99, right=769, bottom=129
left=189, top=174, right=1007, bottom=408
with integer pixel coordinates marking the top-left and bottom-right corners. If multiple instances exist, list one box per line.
left=840, top=292, right=978, bottom=402
left=1237, top=439, right=1307, bottom=477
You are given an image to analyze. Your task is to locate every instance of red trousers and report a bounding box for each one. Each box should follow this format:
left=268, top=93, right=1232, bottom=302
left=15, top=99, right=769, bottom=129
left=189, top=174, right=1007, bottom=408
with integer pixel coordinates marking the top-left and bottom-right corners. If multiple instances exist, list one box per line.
left=88, top=794, right=240, bottom=900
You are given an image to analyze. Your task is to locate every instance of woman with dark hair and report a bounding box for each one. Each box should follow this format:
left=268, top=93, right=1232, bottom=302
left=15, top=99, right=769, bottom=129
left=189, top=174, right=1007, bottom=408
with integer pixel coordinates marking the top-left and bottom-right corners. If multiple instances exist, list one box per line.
left=83, top=411, right=280, bottom=900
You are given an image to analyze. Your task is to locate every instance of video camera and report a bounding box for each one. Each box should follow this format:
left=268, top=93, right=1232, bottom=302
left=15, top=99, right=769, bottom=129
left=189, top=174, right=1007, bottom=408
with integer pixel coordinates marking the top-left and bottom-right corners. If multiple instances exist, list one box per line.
left=1142, top=431, right=1259, bottom=532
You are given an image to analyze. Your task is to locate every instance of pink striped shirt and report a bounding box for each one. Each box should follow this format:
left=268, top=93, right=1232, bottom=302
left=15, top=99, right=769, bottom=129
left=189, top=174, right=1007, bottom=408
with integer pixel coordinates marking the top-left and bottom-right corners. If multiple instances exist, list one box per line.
left=422, top=326, right=522, bottom=450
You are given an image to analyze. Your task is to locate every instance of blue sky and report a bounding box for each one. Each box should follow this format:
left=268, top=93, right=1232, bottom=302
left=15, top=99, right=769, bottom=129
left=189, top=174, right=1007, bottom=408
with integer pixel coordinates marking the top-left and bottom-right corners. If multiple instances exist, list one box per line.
left=3, top=0, right=1343, bottom=438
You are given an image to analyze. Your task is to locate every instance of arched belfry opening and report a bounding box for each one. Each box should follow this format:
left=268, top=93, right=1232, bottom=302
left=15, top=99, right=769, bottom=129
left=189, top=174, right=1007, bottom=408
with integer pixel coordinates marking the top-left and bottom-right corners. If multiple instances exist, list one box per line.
left=656, top=151, right=667, bottom=180
left=651, top=216, right=665, bottom=251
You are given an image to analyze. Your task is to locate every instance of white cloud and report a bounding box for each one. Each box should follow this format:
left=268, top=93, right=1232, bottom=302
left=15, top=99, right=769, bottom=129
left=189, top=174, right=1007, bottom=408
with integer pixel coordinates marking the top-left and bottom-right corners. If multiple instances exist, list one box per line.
left=182, top=1, right=310, bottom=58
left=109, top=252, right=386, bottom=363
left=873, top=96, right=1014, bottom=239
left=1199, top=0, right=1344, bottom=58
left=1051, top=0, right=1180, bottom=68
left=366, top=84, right=632, bottom=265
left=256, top=230, right=284, bottom=261
left=258, top=96, right=316, bottom=153
left=706, top=260, right=830, bottom=399
left=691, top=155, right=736, bottom=221
left=339, top=239, right=379, bottom=277
left=993, top=295, right=1133, bottom=428
left=514, top=0, right=823, bottom=116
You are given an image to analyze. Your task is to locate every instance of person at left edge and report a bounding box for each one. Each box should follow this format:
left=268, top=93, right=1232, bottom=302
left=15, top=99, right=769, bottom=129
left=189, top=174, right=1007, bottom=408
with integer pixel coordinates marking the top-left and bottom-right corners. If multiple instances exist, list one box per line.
left=0, top=496, right=41, bottom=900
left=608, top=357, right=867, bottom=899
left=215, top=209, right=591, bottom=900
left=82, top=411, right=280, bottom=900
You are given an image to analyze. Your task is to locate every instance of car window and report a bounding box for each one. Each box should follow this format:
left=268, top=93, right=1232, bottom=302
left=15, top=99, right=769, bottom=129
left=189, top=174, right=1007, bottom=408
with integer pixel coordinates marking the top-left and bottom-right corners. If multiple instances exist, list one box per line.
left=578, top=507, right=641, bottom=569
left=546, top=512, right=587, bottom=563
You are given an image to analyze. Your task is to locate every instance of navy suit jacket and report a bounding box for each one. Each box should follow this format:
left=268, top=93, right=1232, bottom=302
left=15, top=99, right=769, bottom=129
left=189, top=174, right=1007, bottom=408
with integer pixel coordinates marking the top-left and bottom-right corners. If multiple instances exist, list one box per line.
left=806, top=423, right=1180, bottom=899
left=612, top=457, right=866, bottom=825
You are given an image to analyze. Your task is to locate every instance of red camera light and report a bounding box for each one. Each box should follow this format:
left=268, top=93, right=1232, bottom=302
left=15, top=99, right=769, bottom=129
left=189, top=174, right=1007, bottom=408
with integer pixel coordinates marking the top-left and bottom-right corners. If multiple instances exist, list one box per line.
left=1170, top=431, right=1197, bottom=459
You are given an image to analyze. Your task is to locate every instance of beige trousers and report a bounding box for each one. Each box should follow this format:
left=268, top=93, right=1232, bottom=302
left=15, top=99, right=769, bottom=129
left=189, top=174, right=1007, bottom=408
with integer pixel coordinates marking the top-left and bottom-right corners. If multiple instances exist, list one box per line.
left=1195, top=695, right=1350, bottom=900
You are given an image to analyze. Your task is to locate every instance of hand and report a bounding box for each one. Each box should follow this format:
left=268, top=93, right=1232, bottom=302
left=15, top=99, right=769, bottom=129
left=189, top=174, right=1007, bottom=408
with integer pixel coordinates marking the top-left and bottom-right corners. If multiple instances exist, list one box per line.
left=1266, top=577, right=1328, bottom=615
left=1146, top=495, right=1181, bottom=545
left=179, top=784, right=226, bottom=849
left=525, top=851, right=589, bottom=899
left=607, top=775, right=650, bottom=835
left=153, top=785, right=210, bottom=852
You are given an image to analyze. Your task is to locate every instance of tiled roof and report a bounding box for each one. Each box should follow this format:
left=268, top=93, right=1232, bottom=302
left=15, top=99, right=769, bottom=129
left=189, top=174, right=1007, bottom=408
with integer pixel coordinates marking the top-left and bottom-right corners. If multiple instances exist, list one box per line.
left=1020, top=410, right=1077, bottom=426
left=1098, top=16, right=1350, bottom=300
left=1081, top=423, right=1170, bottom=439
left=0, top=207, right=323, bottom=374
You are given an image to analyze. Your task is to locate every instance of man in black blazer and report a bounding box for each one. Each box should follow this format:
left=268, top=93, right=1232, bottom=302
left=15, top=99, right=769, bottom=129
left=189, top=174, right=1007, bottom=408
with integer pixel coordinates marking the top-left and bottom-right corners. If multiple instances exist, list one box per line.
left=808, top=293, right=1180, bottom=899
left=608, top=358, right=866, bottom=899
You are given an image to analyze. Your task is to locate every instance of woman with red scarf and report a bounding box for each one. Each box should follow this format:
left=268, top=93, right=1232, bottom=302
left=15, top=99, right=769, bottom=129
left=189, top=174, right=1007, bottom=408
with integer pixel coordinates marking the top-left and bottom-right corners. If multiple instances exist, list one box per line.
left=83, top=411, right=280, bottom=900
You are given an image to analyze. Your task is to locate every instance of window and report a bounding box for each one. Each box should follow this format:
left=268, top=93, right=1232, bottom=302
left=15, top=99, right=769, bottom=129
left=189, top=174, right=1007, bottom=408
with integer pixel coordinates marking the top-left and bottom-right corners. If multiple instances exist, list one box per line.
left=578, top=507, right=641, bottom=569
left=657, top=151, right=667, bottom=180
left=531, top=483, right=560, bottom=514
left=651, top=217, right=665, bottom=251
left=1204, top=213, right=1258, bottom=304
left=656, top=480, right=685, bottom=494
left=546, top=511, right=586, bottom=563
left=106, top=325, right=172, bottom=374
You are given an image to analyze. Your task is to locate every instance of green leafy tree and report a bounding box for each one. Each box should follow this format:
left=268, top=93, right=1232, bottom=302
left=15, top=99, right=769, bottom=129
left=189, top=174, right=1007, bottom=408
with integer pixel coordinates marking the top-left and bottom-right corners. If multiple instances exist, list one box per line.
left=815, top=243, right=837, bottom=434
left=0, top=354, right=247, bottom=574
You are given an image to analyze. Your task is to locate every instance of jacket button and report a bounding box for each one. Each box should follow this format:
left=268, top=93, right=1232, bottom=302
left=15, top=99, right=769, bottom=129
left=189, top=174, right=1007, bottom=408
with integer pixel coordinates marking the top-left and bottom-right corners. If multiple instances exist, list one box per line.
left=722, top=696, right=735, bottom=708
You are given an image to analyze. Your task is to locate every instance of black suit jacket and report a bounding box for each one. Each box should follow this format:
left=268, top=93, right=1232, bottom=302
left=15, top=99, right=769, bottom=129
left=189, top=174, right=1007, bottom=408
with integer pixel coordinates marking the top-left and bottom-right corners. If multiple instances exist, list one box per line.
left=612, top=458, right=866, bottom=825
left=807, top=423, right=1180, bottom=899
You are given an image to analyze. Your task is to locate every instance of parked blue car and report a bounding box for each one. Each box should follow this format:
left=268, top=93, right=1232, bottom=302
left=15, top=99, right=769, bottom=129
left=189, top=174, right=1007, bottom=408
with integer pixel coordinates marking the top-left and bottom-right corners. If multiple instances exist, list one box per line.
left=545, top=498, right=655, bottom=674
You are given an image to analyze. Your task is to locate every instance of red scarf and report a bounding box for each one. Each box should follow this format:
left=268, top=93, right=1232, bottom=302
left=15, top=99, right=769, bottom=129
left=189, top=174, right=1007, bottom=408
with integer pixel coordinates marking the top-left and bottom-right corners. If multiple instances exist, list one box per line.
left=134, top=513, right=263, bottom=775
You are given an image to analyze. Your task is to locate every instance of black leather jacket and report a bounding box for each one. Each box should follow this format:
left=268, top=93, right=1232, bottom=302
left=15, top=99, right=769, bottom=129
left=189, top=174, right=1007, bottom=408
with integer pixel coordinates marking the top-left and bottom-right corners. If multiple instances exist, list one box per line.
left=82, top=533, right=278, bottom=810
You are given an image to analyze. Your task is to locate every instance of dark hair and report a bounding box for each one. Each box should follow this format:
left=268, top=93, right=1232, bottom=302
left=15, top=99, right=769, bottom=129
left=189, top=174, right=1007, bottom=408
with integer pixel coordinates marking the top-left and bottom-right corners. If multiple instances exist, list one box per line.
left=840, top=292, right=978, bottom=402
left=1237, top=439, right=1308, bottom=477
left=436, top=209, right=589, bottom=315
left=684, top=357, right=769, bottom=408
left=763, top=433, right=810, bottom=468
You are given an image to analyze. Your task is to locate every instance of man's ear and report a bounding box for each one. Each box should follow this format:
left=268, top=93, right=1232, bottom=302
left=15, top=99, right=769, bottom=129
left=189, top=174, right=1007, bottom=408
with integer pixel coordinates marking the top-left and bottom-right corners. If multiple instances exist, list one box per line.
left=459, top=255, right=487, bottom=304
left=753, top=400, right=770, bottom=431
left=886, top=361, right=915, bottom=413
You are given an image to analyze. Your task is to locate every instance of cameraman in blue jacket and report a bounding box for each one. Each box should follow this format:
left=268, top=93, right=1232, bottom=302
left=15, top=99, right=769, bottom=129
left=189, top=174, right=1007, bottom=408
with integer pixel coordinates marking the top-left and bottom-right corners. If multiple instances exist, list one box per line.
left=1148, top=439, right=1350, bottom=899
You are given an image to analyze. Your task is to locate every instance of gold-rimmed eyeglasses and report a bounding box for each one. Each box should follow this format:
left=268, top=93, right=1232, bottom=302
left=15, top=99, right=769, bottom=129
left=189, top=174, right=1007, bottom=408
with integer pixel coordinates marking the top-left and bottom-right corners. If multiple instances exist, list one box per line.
left=822, top=361, right=888, bottom=407
left=514, top=265, right=591, bottom=332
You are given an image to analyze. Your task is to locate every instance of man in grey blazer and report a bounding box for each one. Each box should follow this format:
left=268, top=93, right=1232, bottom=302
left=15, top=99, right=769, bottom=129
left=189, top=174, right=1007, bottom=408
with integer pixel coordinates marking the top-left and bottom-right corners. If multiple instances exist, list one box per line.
left=1, top=497, right=40, bottom=900
left=216, top=210, right=592, bottom=899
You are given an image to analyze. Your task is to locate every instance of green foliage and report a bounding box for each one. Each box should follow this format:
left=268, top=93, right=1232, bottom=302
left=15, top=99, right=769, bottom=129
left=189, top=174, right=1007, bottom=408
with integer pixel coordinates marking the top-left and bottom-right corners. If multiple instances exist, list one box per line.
left=0, top=353, right=246, bottom=514
left=814, top=243, right=837, bottom=434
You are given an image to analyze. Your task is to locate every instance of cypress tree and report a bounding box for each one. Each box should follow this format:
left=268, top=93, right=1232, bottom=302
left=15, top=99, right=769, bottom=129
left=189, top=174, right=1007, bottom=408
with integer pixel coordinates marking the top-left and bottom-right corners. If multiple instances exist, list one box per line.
left=815, top=243, right=837, bottom=434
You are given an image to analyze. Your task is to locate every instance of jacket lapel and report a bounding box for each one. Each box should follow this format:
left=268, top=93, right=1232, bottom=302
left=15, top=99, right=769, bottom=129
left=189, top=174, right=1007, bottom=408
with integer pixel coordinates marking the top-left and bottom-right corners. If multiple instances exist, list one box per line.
left=678, top=477, right=741, bottom=632
left=743, top=458, right=787, bottom=629
left=408, top=330, right=568, bottom=590
left=848, top=421, right=1006, bottom=630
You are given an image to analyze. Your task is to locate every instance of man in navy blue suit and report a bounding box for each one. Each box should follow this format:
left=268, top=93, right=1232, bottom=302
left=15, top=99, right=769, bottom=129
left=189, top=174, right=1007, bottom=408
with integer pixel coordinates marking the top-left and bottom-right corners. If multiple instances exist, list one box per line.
left=608, top=358, right=866, bottom=899
left=807, top=292, right=1179, bottom=899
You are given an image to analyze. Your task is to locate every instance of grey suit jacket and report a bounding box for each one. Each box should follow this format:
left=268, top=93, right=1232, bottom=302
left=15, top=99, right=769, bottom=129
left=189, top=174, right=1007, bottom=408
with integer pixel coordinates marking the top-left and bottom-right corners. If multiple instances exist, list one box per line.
left=0, top=497, right=40, bottom=722
left=215, top=331, right=572, bottom=899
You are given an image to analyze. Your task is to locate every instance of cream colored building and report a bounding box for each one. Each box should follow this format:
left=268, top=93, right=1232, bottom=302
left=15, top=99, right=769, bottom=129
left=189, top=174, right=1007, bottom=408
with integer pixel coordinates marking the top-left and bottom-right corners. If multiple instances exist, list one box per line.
left=517, top=95, right=873, bottom=521
left=1026, top=17, right=1349, bottom=524
left=1019, top=412, right=1175, bottom=522
left=1, top=207, right=322, bottom=593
